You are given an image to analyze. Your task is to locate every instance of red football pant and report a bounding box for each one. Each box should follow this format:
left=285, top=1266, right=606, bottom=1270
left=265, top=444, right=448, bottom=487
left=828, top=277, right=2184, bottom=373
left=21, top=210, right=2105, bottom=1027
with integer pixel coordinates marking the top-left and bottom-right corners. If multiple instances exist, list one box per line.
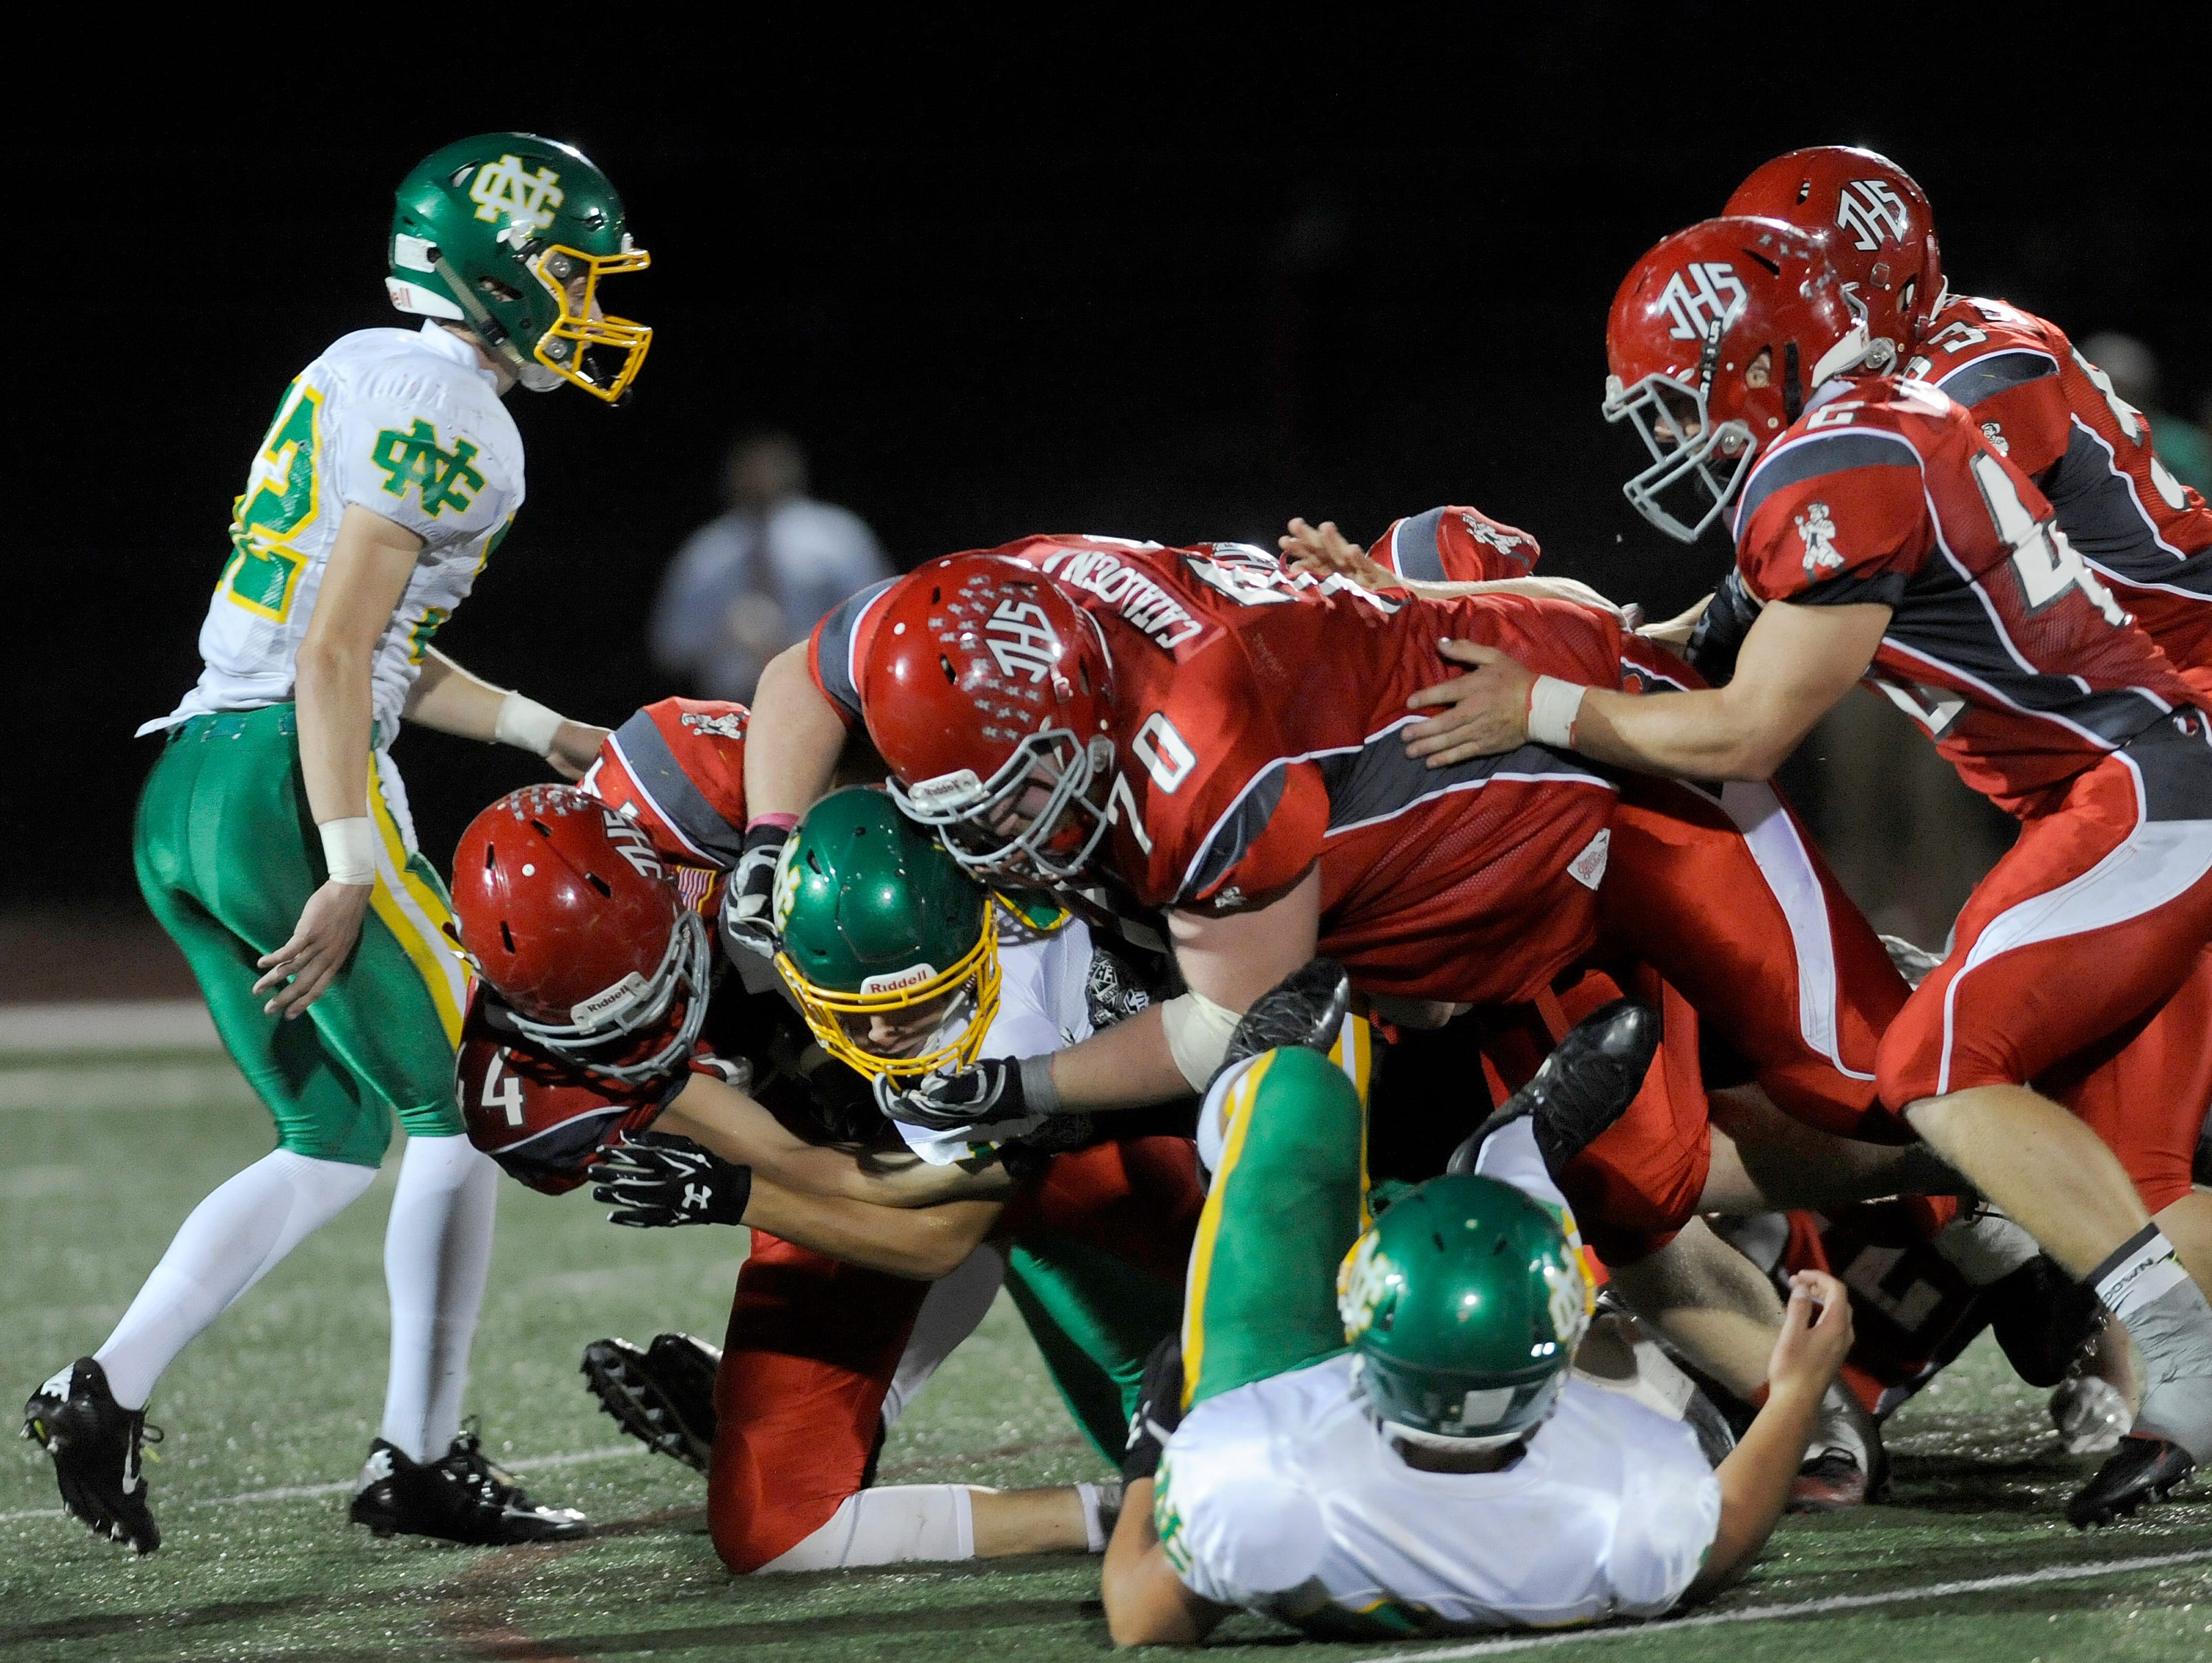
left=1877, top=755, right=2212, bottom=1108
left=1601, top=775, right=1911, bottom=1140
left=707, top=1138, right=1203, bottom=1573
left=1477, top=965, right=1711, bottom=1268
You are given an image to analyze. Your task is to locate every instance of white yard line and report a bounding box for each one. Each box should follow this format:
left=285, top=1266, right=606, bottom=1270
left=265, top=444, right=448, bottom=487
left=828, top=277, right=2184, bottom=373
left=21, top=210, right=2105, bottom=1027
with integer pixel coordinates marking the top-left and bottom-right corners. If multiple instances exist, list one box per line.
left=0, top=1444, right=640, bottom=1524
left=1342, top=1547, right=2212, bottom=1662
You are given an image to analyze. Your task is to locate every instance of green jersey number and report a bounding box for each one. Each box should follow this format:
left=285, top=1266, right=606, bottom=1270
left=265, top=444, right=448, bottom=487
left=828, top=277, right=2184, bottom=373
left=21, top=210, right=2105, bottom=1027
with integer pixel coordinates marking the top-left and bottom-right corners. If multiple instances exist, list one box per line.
left=219, top=381, right=324, bottom=620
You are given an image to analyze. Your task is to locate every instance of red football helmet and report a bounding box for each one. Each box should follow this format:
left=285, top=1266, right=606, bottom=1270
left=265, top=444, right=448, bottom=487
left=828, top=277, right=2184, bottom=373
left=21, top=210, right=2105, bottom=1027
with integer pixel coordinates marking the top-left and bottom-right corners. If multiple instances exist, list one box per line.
left=861, top=554, right=1118, bottom=885
left=1724, top=145, right=1943, bottom=359
left=449, top=785, right=711, bottom=1085
left=1604, top=215, right=1871, bottom=543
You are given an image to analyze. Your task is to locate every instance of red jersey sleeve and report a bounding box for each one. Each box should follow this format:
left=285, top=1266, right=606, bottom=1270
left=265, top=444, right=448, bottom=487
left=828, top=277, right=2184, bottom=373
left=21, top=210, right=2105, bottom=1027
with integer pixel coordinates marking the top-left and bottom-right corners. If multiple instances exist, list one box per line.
left=1371, top=505, right=1541, bottom=583
left=1731, top=423, right=1933, bottom=608
left=588, top=698, right=750, bottom=869
left=1917, top=301, right=2073, bottom=479
left=1171, top=759, right=1331, bottom=912
left=806, top=576, right=900, bottom=725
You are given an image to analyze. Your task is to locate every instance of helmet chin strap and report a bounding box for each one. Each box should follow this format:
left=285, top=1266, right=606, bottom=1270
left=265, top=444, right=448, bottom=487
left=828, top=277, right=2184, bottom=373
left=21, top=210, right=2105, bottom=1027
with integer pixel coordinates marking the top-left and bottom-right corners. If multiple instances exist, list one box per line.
left=429, top=250, right=534, bottom=382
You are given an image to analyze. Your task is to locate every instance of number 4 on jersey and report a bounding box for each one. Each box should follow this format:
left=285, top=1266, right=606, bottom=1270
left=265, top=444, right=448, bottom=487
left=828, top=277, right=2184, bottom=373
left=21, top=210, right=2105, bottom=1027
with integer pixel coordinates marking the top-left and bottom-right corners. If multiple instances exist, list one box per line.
left=481, top=1050, right=527, bottom=1126
left=1969, top=451, right=2128, bottom=625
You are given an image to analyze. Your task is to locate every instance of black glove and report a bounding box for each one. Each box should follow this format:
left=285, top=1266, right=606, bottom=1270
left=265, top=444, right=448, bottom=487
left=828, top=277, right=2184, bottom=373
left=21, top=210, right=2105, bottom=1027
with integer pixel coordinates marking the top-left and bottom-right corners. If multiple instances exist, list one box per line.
left=872, top=1055, right=1053, bottom=1135
left=589, top=1131, right=753, bottom=1228
left=1684, top=567, right=1761, bottom=686
left=1122, top=1334, right=1186, bottom=1481
left=719, top=822, right=792, bottom=963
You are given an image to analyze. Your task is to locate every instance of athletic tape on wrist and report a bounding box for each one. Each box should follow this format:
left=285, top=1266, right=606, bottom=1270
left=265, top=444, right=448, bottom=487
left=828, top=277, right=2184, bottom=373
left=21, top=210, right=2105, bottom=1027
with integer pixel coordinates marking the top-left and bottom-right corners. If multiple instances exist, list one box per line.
left=1526, top=676, right=1587, bottom=748
left=495, top=693, right=565, bottom=757
left=1018, top=1054, right=1063, bottom=1116
left=318, top=817, right=378, bottom=887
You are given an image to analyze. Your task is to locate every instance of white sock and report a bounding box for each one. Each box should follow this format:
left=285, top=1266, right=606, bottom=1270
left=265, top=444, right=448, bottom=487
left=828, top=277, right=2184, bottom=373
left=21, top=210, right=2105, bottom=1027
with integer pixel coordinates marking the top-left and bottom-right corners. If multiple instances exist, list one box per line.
left=757, top=1486, right=977, bottom=1572
left=2092, top=1224, right=2190, bottom=1324
left=94, top=1149, right=377, bottom=1410
left=378, top=1134, right=499, bottom=1461
left=1075, top=1481, right=1109, bottom=1553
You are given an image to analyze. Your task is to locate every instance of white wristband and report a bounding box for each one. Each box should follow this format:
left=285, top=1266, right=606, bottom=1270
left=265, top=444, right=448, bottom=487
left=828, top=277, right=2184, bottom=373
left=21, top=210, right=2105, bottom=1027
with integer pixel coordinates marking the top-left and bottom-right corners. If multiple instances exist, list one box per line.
left=318, top=817, right=378, bottom=887
left=1526, top=676, right=1587, bottom=748
left=495, top=693, right=565, bottom=757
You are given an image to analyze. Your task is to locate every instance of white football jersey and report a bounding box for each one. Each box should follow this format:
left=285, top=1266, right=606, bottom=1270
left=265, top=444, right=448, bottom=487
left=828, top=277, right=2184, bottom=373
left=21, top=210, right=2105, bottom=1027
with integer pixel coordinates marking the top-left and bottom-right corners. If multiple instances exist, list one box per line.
left=1156, top=1358, right=1719, bottom=1635
left=893, top=913, right=1098, bottom=1166
left=144, top=323, right=525, bottom=738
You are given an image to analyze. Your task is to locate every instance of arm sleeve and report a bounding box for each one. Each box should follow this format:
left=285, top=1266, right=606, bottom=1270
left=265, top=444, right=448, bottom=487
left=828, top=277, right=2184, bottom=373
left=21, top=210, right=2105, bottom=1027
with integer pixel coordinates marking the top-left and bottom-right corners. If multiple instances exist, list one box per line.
left=1373, top=505, right=1542, bottom=583
left=806, top=576, right=900, bottom=724
left=1605, top=1439, right=1724, bottom=1618
left=326, top=374, right=517, bottom=552
left=1733, top=434, right=1930, bottom=607
left=1933, top=343, right=2072, bottom=481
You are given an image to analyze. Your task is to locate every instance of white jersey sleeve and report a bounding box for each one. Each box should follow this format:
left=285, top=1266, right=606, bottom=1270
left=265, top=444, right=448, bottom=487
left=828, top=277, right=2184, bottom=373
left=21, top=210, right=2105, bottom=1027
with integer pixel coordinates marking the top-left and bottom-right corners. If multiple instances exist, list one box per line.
left=148, top=323, right=525, bottom=738
left=889, top=913, right=1098, bottom=1166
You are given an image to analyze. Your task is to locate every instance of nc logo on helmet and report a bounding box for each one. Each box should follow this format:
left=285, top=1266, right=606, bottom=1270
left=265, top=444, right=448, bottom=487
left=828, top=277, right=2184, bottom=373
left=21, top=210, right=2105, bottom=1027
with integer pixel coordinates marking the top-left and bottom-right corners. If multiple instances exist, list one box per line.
left=470, top=155, right=565, bottom=231
left=1336, top=1233, right=1398, bottom=1339
left=1834, top=180, right=1909, bottom=253
left=1658, top=262, right=1748, bottom=343
left=600, top=814, right=665, bottom=880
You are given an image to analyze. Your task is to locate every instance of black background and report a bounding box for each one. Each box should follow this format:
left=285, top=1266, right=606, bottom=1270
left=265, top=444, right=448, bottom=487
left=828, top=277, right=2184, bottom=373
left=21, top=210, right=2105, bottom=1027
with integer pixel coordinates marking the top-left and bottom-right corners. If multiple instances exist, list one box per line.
left=12, top=33, right=2206, bottom=920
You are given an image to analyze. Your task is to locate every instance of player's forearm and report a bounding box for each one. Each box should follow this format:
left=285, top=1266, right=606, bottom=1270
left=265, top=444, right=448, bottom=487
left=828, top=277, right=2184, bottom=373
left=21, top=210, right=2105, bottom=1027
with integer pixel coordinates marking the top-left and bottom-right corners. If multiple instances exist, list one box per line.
left=737, top=1178, right=1001, bottom=1279
left=1102, top=1479, right=1226, bottom=1646
left=1047, top=1006, right=1195, bottom=1110
left=746, top=644, right=849, bottom=819
left=294, top=638, right=374, bottom=825
left=402, top=648, right=507, bottom=740
left=1689, top=1380, right=1825, bottom=1597
left=1569, top=685, right=1799, bottom=781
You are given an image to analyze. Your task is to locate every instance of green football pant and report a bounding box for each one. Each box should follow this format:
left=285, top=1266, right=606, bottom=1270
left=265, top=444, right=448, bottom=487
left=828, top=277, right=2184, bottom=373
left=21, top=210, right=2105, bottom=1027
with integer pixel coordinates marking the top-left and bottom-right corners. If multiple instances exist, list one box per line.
left=1006, top=1237, right=1186, bottom=1464
left=133, top=706, right=470, bottom=1168
left=1181, top=1044, right=1374, bottom=1411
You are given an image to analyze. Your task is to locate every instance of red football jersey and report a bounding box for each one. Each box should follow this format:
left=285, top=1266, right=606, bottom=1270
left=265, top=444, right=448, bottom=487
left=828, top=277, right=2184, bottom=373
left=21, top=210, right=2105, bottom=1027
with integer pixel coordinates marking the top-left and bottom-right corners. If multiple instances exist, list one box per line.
left=455, top=992, right=669, bottom=1193
left=582, top=697, right=750, bottom=917
left=814, top=537, right=1627, bottom=1003
left=1366, top=504, right=1542, bottom=585
left=1731, top=376, right=2198, bottom=816
left=1908, top=294, right=2212, bottom=676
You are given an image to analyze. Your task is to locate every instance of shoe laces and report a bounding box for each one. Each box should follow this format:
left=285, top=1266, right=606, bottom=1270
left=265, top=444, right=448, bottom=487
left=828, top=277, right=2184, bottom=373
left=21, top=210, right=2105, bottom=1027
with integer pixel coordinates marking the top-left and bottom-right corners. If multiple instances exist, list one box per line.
left=442, top=1417, right=520, bottom=1500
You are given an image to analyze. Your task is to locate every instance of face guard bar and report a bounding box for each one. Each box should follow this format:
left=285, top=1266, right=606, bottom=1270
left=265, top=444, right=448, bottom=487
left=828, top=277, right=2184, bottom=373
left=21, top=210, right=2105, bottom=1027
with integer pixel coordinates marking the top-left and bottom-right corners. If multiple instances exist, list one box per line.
left=525, top=241, right=652, bottom=402
left=1603, top=367, right=1755, bottom=545
left=504, top=908, right=710, bottom=1084
left=776, top=905, right=1004, bottom=1083
left=890, top=728, right=1118, bottom=889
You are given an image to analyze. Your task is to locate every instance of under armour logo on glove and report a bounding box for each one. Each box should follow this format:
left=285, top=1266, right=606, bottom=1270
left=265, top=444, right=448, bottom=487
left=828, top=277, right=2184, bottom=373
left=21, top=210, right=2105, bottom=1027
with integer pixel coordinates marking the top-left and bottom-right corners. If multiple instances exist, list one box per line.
left=589, top=1131, right=752, bottom=1228
left=872, top=1056, right=1047, bottom=1135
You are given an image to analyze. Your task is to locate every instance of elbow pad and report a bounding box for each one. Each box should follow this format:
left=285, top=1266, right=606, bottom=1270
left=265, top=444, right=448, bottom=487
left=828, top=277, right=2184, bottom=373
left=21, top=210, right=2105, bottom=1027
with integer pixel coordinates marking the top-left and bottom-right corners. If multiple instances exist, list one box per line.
left=1684, top=567, right=1763, bottom=687
left=1160, top=989, right=1243, bottom=1091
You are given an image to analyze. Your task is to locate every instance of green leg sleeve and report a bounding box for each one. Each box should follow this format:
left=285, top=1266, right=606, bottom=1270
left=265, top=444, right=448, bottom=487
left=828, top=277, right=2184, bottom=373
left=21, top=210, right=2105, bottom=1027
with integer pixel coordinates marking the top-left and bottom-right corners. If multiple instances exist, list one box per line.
left=1182, top=1045, right=1370, bottom=1410
left=1004, top=1239, right=1184, bottom=1464
left=132, top=708, right=466, bottom=1165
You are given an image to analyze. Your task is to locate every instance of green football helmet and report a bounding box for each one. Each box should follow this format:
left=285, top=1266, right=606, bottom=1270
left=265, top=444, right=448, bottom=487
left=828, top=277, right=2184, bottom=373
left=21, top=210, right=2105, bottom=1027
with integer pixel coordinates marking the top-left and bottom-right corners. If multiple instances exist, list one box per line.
left=387, top=132, right=651, bottom=403
left=773, top=788, right=1002, bottom=1082
left=1336, top=1173, right=1591, bottom=1451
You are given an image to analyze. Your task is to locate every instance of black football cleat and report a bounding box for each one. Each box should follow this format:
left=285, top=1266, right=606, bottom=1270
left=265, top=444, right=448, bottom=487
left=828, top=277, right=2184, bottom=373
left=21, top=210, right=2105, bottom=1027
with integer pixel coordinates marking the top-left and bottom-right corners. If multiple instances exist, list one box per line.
left=1988, top=1256, right=2105, bottom=1389
left=350, top=1426, right=589, bottom=1545
left=1448, top=1000, right=1660, bottom=1177
left=581, top=1334, right=720, bottom=1471
left=1213, top=959, right=1352, bottom=1085
left=2068, top=1435, right=2196, bottom=1528
left=22, top=1358, right=162, bottom=1554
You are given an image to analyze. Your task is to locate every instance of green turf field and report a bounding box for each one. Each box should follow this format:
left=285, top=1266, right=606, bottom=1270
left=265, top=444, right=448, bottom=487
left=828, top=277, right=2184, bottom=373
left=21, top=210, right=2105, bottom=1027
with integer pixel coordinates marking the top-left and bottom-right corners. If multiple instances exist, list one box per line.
left=5, top=1063, right=2210, bottom=1662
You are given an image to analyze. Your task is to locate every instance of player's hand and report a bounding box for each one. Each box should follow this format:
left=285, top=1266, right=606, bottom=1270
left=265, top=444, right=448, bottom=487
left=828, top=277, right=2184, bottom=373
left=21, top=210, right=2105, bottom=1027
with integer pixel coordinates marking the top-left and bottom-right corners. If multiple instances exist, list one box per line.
left=253, top=878, right=373, bottom=1018
left=1279, top=518, right=1396, bottom=590
left=1766, top=1270, right=1855, bottom=1401
left=589, top=1131, right=753, bottom=1228
left=1402, top=640, right=1538, bottom=767
left=720, top=823, right=791, bottom=962
left=547, top=721, right=611, bottom=781
left=874, top=1056, right=1045, bottom=1136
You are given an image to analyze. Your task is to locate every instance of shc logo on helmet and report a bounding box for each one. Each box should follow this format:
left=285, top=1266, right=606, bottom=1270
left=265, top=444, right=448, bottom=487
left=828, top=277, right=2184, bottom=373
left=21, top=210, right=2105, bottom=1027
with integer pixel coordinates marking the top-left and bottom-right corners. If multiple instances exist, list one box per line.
left=1657, top=262, right=1748, bottom=342
left=470, top=155, right=565, bottom=230
left=983, top=598, right=1063, bottom=684
left=1834, top=179, right=1910, bottom=252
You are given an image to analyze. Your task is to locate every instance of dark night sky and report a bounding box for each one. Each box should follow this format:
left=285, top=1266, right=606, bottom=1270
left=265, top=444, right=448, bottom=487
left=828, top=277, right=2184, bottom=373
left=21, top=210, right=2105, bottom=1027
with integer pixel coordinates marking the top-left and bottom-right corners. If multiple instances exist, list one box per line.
left=12, top=39, right=2207, bottom=912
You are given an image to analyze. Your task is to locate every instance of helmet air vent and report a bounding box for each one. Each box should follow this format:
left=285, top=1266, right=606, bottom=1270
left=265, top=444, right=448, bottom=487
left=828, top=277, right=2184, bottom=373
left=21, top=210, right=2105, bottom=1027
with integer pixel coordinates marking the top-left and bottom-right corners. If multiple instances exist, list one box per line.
left=500, top=921, right=516, bottom=954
